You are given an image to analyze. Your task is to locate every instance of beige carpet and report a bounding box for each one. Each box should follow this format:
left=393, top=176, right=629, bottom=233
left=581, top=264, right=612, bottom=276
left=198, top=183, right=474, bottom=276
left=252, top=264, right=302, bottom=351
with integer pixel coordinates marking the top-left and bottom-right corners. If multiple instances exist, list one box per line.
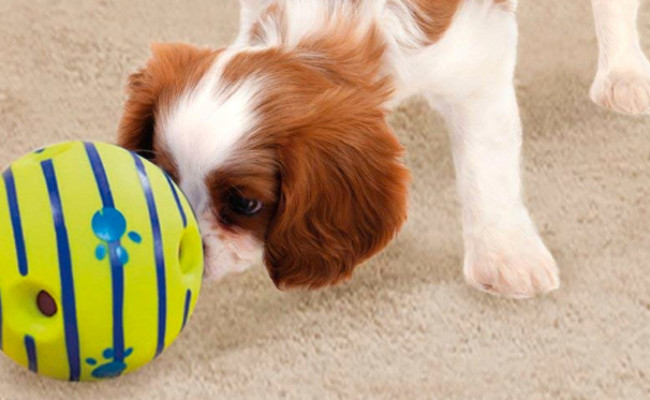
left=1, top=1, right=649, bottom=399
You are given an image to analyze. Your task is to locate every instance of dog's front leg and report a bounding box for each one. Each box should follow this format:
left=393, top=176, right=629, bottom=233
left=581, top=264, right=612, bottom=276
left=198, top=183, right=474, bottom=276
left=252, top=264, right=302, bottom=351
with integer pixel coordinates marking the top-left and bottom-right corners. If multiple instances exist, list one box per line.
left=435, top=82, right=560, bottom=299
left=590, top=0, right=650, bottom=115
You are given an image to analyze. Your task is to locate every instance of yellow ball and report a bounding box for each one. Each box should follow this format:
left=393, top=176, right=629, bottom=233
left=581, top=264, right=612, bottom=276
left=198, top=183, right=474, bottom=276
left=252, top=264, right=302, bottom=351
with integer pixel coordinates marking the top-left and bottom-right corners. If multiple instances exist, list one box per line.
left=0, top=141, right=203, bottom=381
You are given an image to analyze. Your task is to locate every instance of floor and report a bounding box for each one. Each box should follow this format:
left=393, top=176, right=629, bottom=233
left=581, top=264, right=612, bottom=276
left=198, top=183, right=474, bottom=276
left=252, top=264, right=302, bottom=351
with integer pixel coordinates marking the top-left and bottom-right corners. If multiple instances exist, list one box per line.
left=0, top=0, right=649, bottom=398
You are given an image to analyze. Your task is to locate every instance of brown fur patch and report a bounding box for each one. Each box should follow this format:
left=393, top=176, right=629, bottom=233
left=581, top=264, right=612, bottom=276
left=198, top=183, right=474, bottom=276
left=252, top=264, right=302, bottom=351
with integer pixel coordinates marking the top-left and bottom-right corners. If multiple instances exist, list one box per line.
left=117, top=42, right=220, bottom=165
left=261, top=93, right=410, bottom=289
left=403, top=0, right=462, bottom=44
left=219, top=21, right=410, bottom=289
left=226, top=17, right=389, bottom=92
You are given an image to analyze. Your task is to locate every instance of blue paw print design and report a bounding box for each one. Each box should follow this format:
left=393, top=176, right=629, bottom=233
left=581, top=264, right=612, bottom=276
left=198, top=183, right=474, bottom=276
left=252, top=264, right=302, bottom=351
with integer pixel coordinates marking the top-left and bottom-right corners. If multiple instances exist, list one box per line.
left=88, top=207, right=142, bottom=379
left=92, top=207, right=142, bottom=264
left=85, top=348, right=134, bottom=379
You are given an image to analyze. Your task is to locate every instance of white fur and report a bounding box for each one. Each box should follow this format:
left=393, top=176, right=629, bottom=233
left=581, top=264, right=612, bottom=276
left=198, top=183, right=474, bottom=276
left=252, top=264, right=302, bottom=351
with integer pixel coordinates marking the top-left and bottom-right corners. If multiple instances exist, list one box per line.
left=387, top=0, right=559, bottom=297
left=161, top=0, right=647, bottom=296
left=199, top=211, right=264, bottom=281
left=161, top=49, right=265, bottom=280
left=590, top=0, right=650, bottom=115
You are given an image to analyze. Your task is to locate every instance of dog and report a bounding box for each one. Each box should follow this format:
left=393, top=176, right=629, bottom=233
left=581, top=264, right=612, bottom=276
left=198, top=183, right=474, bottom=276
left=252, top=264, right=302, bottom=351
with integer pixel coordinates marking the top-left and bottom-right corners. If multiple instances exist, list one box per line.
left=117, top=0, right=650, bottom=298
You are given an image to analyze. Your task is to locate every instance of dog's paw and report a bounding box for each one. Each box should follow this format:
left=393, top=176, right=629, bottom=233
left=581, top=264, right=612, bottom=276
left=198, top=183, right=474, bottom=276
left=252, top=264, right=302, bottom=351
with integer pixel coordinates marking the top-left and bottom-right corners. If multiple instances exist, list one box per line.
left=590, top=69, right=650, bottom=115
left=463, top=228, right=559, bottom=299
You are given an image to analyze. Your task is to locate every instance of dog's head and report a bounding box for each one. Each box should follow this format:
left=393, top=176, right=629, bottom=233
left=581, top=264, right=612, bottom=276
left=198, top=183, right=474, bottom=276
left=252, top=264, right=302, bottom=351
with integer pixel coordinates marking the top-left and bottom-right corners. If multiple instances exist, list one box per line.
left=117, top=42, right=409, bottom=289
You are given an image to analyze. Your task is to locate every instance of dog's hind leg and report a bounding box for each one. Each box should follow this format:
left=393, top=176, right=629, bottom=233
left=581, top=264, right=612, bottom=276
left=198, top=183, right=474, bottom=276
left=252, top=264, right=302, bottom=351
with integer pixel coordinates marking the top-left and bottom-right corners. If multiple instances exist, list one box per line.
left=590, top=0, right=650, bottom=115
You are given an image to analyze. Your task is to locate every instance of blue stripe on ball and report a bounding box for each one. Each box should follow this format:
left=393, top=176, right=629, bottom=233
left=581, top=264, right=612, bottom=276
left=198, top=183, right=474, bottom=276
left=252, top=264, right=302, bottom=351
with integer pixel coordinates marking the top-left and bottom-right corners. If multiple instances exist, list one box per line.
left=85, top=143, right=127, bottom=365
left=2, top=168, right=29, bottom=276
left=132, top=154, right=168, bottom=358
left=24, top=335, right=38, bottom=373
left=84, top=143, right=116, bottom=207
left=165, top=173, right=188, bottom=228
left=42, top=160, right=81, bottom=382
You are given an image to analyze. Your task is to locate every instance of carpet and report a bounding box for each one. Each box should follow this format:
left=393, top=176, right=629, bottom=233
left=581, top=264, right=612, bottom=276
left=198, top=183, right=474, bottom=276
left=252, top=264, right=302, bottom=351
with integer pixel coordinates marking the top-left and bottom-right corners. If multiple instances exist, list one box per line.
left=1, top=0, right=649, bottom=398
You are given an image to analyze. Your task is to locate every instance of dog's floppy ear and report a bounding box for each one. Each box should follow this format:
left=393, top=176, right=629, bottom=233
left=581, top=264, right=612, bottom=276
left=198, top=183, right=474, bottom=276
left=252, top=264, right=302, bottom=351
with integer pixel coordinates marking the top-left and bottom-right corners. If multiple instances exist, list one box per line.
left=263, top=89, right=410, bottom=289
left=117, top=43, right=218, bottom=157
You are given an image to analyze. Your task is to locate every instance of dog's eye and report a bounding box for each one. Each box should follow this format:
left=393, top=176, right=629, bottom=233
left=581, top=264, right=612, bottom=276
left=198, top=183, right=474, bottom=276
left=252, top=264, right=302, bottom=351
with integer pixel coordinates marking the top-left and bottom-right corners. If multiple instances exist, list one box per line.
left=229, top=192, right=263, bottom=216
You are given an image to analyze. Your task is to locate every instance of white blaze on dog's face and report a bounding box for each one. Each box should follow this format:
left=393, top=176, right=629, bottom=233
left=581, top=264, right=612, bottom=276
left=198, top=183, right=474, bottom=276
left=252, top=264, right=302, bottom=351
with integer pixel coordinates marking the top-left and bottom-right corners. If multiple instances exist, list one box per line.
left=165, top=77, right=266, bottom=281
left=117, top=39, right=409, bottom=289
left=159, top=55, right=267, bottom=281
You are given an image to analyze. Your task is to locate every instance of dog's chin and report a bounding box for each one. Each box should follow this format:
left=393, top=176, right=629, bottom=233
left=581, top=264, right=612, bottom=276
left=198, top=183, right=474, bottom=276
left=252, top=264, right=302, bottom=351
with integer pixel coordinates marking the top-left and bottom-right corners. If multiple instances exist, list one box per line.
left=201, top=232, right=264, bottom=283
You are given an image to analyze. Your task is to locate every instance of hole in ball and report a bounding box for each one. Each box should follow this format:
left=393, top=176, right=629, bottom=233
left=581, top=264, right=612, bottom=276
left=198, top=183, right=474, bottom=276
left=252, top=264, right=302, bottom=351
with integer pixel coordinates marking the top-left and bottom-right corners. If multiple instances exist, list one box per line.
left=178, top=226, right=202, bottom=275
left=36, top=290, right=57, bottom=317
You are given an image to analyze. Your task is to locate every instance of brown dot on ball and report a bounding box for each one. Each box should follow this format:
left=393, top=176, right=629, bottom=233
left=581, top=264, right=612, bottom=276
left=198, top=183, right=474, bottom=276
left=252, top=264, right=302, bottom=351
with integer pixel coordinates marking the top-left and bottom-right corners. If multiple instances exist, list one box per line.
left=36, top=290, right=57, bottom=317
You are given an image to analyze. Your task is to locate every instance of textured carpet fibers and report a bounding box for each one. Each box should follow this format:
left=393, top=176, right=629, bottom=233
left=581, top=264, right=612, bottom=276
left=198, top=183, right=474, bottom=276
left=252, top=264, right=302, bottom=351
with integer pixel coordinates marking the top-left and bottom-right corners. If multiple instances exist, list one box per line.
left=0, top=1, right=649, bottom=399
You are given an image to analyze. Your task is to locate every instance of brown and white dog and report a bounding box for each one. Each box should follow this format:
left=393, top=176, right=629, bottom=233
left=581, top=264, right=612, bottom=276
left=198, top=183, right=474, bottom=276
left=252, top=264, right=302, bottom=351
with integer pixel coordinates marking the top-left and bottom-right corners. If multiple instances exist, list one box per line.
left=117, top=0, right=650, bottom=298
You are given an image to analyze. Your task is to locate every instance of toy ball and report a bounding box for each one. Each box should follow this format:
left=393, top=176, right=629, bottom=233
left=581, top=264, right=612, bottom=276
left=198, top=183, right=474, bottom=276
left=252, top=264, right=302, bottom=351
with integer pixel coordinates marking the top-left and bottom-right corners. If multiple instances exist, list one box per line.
left=0, top=141, right=203, bottom=381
